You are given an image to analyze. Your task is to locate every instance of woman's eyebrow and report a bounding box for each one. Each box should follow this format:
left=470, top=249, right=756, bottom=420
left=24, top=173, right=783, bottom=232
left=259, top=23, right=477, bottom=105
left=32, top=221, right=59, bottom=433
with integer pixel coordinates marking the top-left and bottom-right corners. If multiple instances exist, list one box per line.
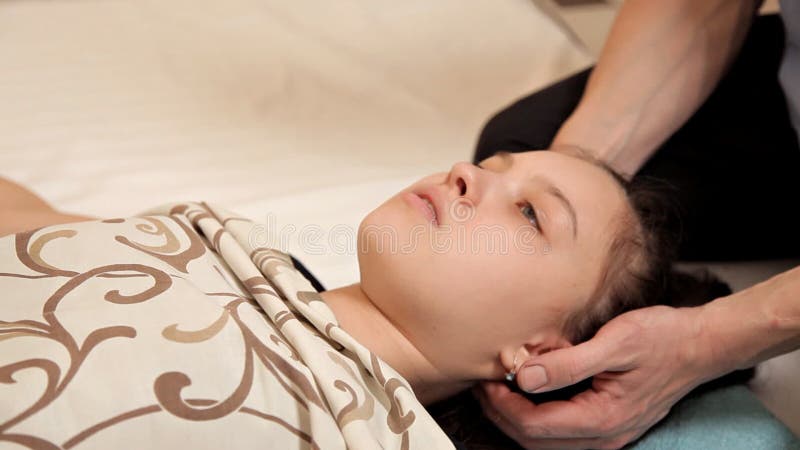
left=493, top=151, right=578, bottom=239
left=538, top=179, right=578, bottom=240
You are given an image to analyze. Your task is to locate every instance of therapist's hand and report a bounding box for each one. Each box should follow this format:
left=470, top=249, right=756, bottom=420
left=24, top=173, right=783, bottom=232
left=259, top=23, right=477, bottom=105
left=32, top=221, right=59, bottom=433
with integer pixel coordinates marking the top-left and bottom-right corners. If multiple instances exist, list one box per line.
left=475, top=305, right=725, bottom=450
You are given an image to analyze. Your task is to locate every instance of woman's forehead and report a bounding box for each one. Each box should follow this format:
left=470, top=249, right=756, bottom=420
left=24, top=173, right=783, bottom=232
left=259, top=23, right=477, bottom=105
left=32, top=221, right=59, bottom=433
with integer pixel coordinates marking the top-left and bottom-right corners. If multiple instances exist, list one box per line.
left=506, top=151, right=629, bottom=238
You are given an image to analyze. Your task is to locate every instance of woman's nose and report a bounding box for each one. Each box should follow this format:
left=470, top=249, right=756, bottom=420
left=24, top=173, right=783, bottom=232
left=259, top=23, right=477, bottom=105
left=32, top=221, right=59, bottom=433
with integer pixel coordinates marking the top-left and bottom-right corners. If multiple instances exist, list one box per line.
left=448, top=161, right=479, bottom=200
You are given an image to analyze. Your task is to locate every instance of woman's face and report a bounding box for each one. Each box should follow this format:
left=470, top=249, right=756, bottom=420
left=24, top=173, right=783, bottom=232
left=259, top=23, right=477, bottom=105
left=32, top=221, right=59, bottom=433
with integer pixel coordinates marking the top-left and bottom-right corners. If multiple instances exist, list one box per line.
left=357, top=150, right=629, bottom=379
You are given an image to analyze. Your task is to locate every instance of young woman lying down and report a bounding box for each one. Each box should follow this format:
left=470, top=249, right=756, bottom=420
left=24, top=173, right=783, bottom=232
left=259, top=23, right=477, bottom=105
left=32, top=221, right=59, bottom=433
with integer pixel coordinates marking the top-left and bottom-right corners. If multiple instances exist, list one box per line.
left=0, top=149, right=718, bottom=449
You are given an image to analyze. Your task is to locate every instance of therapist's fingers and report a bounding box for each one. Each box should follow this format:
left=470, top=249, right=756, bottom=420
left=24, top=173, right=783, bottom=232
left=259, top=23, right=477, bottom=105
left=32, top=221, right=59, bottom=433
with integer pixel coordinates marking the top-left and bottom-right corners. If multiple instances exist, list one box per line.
left=475, top=381, right=601, bottom=439
left=475, top=382, right=641, bottom=450
left=516, top=327, right=633, bottom=393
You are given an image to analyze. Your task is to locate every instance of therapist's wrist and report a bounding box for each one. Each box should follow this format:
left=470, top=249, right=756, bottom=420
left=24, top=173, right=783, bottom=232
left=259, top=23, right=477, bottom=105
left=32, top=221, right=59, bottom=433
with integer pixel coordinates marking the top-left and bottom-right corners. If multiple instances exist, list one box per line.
left=550, top=105, right=659, bottom=178
left=669, top=304, right=731, bottom=387
left=551, top=107, right=623, bottom=156
left=550, top=125, right=616, bottom=165
left=699, top=267, right=800, bottom=373
left=695, top=294, right=757, bottom=379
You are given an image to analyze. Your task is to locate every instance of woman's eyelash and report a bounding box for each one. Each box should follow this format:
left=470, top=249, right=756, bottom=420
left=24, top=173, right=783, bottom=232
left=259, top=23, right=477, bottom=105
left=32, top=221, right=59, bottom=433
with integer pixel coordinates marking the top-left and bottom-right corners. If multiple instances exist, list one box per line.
left=518, top=202, right=540, bottom=230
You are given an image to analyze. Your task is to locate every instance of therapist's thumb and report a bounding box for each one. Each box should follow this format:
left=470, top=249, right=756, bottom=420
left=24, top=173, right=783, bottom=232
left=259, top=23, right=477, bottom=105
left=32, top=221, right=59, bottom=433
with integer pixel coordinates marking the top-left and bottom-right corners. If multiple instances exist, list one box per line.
left=517, top=338, right=613, bottom=393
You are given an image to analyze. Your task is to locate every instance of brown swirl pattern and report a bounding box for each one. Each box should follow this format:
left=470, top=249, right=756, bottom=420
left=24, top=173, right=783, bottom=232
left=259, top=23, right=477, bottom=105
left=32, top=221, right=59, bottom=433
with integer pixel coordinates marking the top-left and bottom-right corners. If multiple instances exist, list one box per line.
left=0, top=201, right=453, bottom=449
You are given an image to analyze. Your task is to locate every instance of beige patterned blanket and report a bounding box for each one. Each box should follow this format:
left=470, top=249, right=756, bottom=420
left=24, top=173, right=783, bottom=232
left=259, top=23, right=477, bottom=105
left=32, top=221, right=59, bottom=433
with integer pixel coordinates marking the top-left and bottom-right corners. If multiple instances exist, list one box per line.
left=0, top=202, right=454, bottom=450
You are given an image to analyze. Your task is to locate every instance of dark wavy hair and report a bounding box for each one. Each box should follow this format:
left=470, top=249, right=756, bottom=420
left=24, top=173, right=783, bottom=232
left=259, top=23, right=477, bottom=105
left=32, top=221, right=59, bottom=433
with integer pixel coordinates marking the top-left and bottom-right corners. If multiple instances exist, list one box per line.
left=427, top=162, right=754, bottom=449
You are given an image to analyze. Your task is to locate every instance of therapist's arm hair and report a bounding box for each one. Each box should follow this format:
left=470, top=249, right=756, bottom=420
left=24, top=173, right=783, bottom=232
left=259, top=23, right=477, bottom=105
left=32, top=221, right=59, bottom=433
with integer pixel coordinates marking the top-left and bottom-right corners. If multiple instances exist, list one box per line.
left=699, top=265, right=800, bottom=379
left=551, top=0, right=763, bottom=176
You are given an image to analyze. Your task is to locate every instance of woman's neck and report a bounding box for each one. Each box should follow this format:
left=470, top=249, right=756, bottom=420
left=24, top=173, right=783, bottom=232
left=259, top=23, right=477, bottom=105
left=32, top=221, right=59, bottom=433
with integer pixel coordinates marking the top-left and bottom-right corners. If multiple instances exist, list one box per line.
left=319, top=283, right=472, bottom=405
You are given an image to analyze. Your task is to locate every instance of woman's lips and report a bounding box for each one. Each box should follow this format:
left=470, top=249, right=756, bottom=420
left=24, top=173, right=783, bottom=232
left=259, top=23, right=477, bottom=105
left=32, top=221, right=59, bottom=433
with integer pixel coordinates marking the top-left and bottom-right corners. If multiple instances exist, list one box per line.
left=403, top=192, right=439, bottom=226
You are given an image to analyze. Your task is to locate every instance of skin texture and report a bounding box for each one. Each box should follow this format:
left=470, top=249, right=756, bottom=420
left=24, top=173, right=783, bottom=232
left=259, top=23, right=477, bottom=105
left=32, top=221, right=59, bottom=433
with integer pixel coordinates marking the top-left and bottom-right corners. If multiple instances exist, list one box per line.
left=552, top=0, right=760, bottom=177
left=0, top=177, right=94, bottom=237
left=476, top=1, right=800, bottom=449
left=475, top=305, right=714, bottom=449
left=476, top=269, right=800, bottom=450
left=2, top=153, right=633, bottom=408
left=322, top=150, right=630, bottom=404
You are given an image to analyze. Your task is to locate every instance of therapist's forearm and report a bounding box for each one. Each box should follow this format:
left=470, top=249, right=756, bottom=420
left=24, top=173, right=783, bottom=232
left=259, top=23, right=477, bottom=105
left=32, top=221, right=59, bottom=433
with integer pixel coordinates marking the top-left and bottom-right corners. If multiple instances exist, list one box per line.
left=551, top=0, right=760, bottom=176
left=698, top=266, right=800, bottom=379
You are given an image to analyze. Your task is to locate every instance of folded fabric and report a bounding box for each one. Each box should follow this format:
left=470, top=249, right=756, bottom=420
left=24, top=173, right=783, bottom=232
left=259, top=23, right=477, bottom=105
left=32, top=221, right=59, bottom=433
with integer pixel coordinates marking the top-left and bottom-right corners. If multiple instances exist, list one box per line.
left=0, top=202, right=454, bottom=449
left=631, top=384, right=799, bottom=450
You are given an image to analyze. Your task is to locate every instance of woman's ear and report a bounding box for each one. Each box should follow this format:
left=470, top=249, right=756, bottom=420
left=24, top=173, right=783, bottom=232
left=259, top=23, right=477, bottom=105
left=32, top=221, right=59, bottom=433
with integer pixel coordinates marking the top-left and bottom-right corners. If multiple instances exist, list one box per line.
left=499, top=346, right=530, bottom=376
left=499, top=333, right=573, bottom=376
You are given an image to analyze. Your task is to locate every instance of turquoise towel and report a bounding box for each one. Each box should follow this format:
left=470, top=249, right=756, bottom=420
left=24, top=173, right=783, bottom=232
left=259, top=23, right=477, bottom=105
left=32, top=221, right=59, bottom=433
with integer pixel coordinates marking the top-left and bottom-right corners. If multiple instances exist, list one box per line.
left=631, top=385, right=799, bottom=449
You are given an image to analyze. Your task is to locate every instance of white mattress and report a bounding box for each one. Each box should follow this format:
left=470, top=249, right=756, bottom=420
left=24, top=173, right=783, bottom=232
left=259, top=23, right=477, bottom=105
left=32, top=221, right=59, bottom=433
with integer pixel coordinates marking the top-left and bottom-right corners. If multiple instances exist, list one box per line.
left=1, top=0, right=796, bottom=439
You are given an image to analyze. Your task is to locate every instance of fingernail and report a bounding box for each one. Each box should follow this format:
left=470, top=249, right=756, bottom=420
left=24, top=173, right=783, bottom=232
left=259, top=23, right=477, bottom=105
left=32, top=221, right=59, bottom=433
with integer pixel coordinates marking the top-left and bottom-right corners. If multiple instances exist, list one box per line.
left=519, top=365, right=547, bottom=393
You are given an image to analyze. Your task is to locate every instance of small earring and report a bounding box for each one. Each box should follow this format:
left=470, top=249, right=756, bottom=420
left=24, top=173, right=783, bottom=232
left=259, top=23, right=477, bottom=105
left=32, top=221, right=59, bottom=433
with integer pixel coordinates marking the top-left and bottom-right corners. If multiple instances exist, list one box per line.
left=504, top=354, right=519, bottom=382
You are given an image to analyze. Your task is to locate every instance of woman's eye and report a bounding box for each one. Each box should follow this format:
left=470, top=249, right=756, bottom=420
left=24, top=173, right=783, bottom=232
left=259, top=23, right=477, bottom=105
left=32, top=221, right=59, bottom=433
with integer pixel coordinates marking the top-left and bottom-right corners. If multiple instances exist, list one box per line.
left=519, top=202, right=540, bottom=229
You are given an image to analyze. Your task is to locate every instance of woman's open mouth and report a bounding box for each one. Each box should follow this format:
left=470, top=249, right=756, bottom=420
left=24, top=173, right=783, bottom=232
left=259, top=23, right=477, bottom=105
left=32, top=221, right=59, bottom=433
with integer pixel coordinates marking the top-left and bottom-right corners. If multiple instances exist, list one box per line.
left=403, top=191, right=439, bottom=226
